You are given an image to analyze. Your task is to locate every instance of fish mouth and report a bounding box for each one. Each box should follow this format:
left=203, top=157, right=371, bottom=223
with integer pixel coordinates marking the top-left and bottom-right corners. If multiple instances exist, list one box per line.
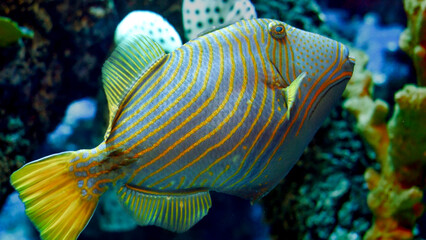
left=342, top=45, right=355, bottom=70
left=308, top=75, right=351, bottom=121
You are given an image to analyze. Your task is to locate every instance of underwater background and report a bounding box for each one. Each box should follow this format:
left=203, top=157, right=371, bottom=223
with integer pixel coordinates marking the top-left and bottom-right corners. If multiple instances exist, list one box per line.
left=0, top=0, right=425, bottom=239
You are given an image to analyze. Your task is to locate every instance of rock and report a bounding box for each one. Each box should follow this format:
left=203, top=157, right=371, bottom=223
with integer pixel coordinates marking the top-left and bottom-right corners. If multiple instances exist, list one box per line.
left=0, top=0, right=117, bottom=206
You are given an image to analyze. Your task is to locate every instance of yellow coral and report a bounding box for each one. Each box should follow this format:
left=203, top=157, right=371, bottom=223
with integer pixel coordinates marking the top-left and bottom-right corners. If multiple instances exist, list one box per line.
left=343, top=1, right=426, bottom=237
left=364, top=166, right=424, bottom=240
left=345, top=82, right=425, bottom=240
left=343, top=49, right=389, bottom=165
left=388, top=85, right=426, bottom=186
left=399, top=0, right=426, bottom=86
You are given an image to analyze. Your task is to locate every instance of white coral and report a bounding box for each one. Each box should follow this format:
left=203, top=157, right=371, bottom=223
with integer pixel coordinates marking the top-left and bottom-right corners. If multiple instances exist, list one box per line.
left=114, top=11, right=182, bottom=53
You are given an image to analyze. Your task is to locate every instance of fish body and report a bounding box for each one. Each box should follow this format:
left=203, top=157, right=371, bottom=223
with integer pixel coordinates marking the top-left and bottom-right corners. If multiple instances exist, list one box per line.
left=10, top=19, right=354, bottom=239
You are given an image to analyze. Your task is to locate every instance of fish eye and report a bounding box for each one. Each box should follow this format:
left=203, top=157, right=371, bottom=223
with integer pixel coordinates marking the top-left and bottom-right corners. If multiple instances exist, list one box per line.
left=268, top=22, right=286, bottom=39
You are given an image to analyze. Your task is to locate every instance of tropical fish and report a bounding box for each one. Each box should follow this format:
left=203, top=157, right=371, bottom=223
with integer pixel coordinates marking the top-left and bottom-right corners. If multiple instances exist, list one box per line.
left=10, top=18, right=354, bottom=239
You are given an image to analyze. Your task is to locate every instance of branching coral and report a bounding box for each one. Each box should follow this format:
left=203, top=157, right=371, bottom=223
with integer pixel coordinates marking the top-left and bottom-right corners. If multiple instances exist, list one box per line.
left=0, top=0, right=116, bottom=207
left=361, top=85, right=425, bottom=240
left=343, top=0, right=426, bottom=239
left=399, top=0, right=426, bottom=86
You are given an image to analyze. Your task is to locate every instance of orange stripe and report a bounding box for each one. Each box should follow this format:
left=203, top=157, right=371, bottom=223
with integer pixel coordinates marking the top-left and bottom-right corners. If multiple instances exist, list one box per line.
left=107, top=53, right=176, bottom=140
left=146, top=30, right=235, bottom=187
left=127, top=41, right=207, bottom=158
left=140, top=29, right=244, bottom=186
left=212, top=164, right=230, bottom=186
left=249, top=42, right=344, bottom=184
left=108, top=50, right=185, bottom=149
left=233, top=97, right=286, bottom=187
left=126, top=33, right=220, bottom=183
left=205, top=20, right=275, bottom=188
left=123, top=45, right=197, bottom=154
left=220, top=90, right=275, bottom=188
left=295, top=42, right=343, bottom=136
left=184, top=21, right=265, bottom=187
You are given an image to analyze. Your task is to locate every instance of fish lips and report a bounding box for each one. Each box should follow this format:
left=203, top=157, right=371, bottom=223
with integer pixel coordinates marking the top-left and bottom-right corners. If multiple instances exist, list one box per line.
left=308, top=55, right=354, bottom=122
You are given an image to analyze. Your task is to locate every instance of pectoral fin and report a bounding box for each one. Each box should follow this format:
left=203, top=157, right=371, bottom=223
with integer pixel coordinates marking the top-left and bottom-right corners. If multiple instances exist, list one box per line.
left=281, top=72, right=306, bottom=119
left=117, top=184, right=211, bottom=232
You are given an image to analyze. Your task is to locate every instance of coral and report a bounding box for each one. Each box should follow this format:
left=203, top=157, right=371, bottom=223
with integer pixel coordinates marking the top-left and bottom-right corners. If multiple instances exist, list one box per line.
left=255, top=1, right=372, bottom=238
left=0, top=117, right=28, bottom=206
left=182, top=0, right=256, bottom=40
left=1, top=1, right=272, bottom=239
left=0, top=16, right=33, bottom=47
left=253, top=0, right=337, bottom=38
left=388, top=86, right=426, bottom=188
left=114, top=11, right=182, bottom=53
left=113, top=0, right=185, bottom=40
left=399, top=0, right=426, bottom=86
left=261, top=106, right=372, bottom=240
left=97, top=191, right=138, bottom=232
left=343, top=49, right=389, bottom=165
left=343, top=5, right=426, bottom=238
left=362, top=84, right=426, bottom=239
left=47, top=98, right=98, bottom=151
left=0, top=0, right=117, bottom=206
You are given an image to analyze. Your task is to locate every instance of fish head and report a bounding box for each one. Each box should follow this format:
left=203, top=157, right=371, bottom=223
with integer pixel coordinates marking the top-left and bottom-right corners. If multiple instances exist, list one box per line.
left=263, top=19, right=355, bottom=135
left=264, top=19, right=354, bottom=90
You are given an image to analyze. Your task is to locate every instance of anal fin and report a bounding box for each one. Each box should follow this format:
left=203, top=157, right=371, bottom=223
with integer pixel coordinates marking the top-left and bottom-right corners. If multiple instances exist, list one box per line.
left=117, top=184, right=211, bottom=232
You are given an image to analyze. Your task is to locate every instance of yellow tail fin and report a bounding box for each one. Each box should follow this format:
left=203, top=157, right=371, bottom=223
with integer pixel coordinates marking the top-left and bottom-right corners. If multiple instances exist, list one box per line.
left=10, top=151, right=98, bottom=240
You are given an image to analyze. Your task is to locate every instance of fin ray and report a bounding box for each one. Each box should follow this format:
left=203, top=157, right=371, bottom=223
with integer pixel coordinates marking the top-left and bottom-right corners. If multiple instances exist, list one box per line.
left=281, top=72, right=306, bottom=119
left=10, top=151, right=98, bottom=240
left=118, top=184, right=211, bottom=232
left=102, top=35, right=166, bottom=139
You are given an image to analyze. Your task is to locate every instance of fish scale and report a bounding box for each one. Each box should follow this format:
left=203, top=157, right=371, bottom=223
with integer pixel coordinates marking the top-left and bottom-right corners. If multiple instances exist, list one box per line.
left=10, top=18, right=354, bottom=239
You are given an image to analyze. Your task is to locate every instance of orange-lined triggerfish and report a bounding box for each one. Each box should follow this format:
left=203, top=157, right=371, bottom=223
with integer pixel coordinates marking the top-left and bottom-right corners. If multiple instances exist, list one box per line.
left=11, top=18, right=355, bottom=239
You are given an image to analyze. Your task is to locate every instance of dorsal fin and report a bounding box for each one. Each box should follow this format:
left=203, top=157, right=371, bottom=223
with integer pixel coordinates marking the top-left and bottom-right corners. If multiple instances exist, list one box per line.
left=102, top=35, right=165, bottom=139
left=196, top=23, right=232, bottom=38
